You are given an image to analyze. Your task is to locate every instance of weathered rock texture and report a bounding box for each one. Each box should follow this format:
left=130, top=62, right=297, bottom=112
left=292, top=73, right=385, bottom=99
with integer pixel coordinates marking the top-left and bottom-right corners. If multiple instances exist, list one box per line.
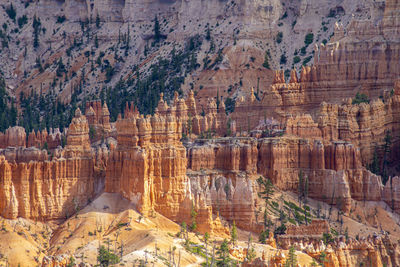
left=228, top=0, right=400, bottom=134
left=187, top=136, right=387, bottom=213
left=105, top=108, right=228, bottom=234
left=0, top=109, right=102, bottom=220
left=278, top=234, right=400, bottom=267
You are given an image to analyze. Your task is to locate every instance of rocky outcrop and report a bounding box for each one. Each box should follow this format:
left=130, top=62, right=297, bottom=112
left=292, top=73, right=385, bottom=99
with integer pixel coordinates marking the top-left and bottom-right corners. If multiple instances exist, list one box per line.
left=284, top=86, right=400, bottom=165
left=188, top=171, right=258, bottom=232
left=0, top=110, right=101, bottom=220
left=383, top=176, right=400, bottom=213
left=0, top=147, right=48, bottom=163
left=187, top=138, right=258, bottom=174
left=27, top=128, right=62, bottom=149
left=85, top=101, right=113, bottom=139
left=187, top=137, right=385, bottom=213
left=65, top=108, right=91, bottom=155
left=155, top=92, right=229, bottom=137
left=0, top=127, right=26, bottom=148
left=105, top=109, right=228, bottom=234
left=279, top=233, right=400, bottom=267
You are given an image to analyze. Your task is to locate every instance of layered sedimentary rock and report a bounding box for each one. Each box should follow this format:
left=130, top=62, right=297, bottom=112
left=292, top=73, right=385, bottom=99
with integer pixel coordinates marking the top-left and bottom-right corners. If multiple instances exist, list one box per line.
left=227, top=0, right=400, bottom=132
left=154, top=92, right=229, bottom=137
left=383, top=176, right=400, bottom=213
left=0, top=127, right=26, bottom=148
left=85, top=101, right=113, bottom=139
left=0, top=147, right=48, bottom=163
left=27, top=128, right=62, bottom=149
left=188, top=137, right=385, bottom=213
left=188, top=171, right=258, bottom=232
left=285, top=220, right=329, bottom=236
left=278, top=234, right=400, bottom=267
left=0, top=109, right=101, bottom=220
left=284, top=82, right=400, bottom=164
left=105, top=109, right=229, bottom=234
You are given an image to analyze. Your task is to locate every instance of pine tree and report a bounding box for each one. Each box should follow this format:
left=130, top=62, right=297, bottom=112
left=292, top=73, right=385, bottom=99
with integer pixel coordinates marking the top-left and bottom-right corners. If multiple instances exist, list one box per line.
left=217, top=239, right=230, bottom=266
left=382, top=130, right=392, bottom=185
left=284, top=246, right=297, bottom=267
left=96, top=13, right=101, bottom=28
left=190, top=203, right=197, bottom=232
left=154, top=15, right=161, bottom=42
left=298, top=170, right=304, bottom=203
left=95, top=34, right=99, bottom=48
left=230, top=221, right=238, bottom=245
left=33, top=15, right=41, bottom=48
left=257, top=176, right=274, bottom=205
left=206, top=26, right=211, bottom=41
left=263, top=50, right=270, bottom=69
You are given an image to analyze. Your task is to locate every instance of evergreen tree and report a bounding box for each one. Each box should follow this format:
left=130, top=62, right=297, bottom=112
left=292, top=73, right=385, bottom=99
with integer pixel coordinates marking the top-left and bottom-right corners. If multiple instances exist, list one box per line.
left=257, top=176, right=274, bottom=205
left=95, top=34, right=99, bottom=48
left=32, top=15, right=41, bottom=48
left=217, top=239, right=230, bottom=266
left=230, top=221, right=238, bottom=245
left=97, top=245, right=119, bottom=266
left=96, top=13, right=101, bottom=28
left=263, top=50, right=270, bottom=69
left=154, top=15, right=161, bottom=42
left=319, top=251, right=328, bottom=266
left=284, top=246, right=297, bottom=267
left=190, top=203, right=198, bottom=231
left=206, top=26, right=211, bottom=41
left=298, top=170, right=304, bottom=203
left=369, top=148, right=380, bottom=175
left=382, top=130, right=392, bottom=185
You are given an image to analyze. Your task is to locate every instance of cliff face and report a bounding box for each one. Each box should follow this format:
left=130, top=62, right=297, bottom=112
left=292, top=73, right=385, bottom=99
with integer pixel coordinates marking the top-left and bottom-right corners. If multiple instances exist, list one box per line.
left=278, top=232, right=400, bottom=267
left=0, top=109, right=102, bottom=220
left=187, top=137, right=386, bottom=213
left=0, top=127, right=26, bottom=148
left=285, top=82, right=400, bottom=164
left=228, top=0, right=400, bottom=132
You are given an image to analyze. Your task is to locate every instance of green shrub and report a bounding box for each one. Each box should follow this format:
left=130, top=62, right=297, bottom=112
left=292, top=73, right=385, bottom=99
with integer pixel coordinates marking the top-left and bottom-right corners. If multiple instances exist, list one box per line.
left=97, top=245, right=119, bottom=266
left=276, top=32, right=283, bottom=44
left=293, top=56, right=300, bottom=64
left=17, top=15, right=28, bottom=28
left=302, top=56, right=312, bottom=66
left=6, top=4, right=16, bottom=21
left=304, top=33, right=314, bottom=46
left=280, top=54, right=287, bottom=65
left=352, top=92, right=370, bottom=104
left=56, top=15, right=66, bottom=24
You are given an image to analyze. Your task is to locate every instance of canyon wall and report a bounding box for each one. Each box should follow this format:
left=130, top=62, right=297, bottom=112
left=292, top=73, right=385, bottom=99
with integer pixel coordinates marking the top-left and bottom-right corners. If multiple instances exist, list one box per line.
left=187, top=136, right=386, bottom=214
left=104, top=108, right=229, bottom=234
left=229, top=0, right=400, bottom=132
left=0, top=109, right=102, bottom=220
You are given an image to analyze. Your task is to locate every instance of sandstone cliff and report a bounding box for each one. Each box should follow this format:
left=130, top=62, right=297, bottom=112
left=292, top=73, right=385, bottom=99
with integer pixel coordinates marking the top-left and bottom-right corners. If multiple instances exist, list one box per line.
left=0, top=109, right=102, bottom=220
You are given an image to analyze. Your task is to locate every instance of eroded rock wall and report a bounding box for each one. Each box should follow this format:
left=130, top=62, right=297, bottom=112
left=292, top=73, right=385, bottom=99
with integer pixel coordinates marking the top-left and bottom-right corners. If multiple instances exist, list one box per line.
left=0, top=109, right=102, bottom=220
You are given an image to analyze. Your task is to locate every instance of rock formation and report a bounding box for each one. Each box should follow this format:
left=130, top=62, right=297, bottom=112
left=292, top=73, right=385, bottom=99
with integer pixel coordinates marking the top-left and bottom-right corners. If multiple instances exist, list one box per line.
left=0, top=109, right=102, bottom=220
left=0, top=127, right=26, bottom=148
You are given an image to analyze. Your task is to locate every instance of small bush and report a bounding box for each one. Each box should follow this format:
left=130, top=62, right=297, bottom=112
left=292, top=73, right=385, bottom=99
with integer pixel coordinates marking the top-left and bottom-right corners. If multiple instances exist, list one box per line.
left=304, top=33, right=314, bottom=46
left=224, top=97, right=235, bottom=114
left=293, top=56, right=301, bottom=64
left=56, top=15, right=66, bottom=24
left=6, top=4, right=16, bottom=21
left=280, top=54, right=287, bottom=65
left=300, top=46, right=307, bottom=55
left=302, top=56, right=312, bottom=66
left=276, top=32, right=283, bottom=44
left=352, top=92, right=370, bottom=104
left=17, top=15, right=28, bottom=28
